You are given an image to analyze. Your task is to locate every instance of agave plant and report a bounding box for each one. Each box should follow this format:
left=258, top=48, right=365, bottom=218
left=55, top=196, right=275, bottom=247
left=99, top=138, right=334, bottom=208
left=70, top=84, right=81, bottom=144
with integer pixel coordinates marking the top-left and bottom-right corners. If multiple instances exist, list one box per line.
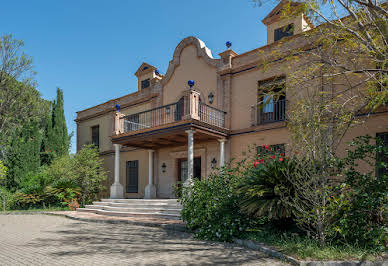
left=236, top=154, right=295, bottom=221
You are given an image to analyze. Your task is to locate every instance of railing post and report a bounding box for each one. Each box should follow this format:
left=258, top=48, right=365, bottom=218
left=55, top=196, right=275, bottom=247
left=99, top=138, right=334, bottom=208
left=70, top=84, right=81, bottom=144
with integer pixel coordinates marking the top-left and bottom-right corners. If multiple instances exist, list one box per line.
left=183, top=89, right=200, bottom=120
left=114, top=109, right=124, bottom=135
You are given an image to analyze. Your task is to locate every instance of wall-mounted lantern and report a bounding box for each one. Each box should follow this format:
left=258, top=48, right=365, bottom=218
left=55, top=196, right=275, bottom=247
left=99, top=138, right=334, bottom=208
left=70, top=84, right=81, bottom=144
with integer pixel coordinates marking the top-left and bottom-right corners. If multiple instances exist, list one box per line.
left=161, top=162, right=167, bottom=173
left=208, top=92, right=214, bottom=104
left=155, top=69, right=160, bottom=76
left=211, top=158, right=217, bottom=169
left=115, top=104, right=120, bottom=112
left=165, top=106, right=170, bottom=115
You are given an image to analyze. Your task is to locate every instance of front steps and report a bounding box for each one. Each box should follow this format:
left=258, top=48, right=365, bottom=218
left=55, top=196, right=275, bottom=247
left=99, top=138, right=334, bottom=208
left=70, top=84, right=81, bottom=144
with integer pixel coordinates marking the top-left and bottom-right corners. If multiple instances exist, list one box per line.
left=76, top=199, right=182, bottom=220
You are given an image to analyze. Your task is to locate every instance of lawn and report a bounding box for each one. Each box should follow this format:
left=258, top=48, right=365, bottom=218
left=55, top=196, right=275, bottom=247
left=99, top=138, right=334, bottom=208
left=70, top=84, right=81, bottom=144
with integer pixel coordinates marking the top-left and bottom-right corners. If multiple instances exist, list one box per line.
left=242, top=228, right=387, bottom=261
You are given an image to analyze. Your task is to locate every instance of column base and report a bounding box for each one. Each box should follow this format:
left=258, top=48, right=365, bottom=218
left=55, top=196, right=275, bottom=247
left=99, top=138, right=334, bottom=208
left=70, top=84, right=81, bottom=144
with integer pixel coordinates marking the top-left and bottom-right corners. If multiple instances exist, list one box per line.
left=110, top=183, right=124, bottom=199
left=144, top=184, right=156, bottom=199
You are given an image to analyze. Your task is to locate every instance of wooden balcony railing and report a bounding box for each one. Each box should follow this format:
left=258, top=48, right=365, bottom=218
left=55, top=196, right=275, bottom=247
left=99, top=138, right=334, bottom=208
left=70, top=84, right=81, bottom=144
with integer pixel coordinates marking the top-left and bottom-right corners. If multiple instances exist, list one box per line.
left=251, top=99, right=286, bottom=126
left=115, top=91, right=227, bottom=135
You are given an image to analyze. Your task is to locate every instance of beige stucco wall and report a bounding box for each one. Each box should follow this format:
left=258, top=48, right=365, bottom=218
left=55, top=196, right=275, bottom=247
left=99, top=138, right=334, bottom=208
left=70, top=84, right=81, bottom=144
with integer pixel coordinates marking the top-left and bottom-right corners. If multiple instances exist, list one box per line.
left=155, top=141, right=220, bottom=198
left=78, top=113, right=113, bottom=152
left=162, top=45, right=218, bottom=106
left=77, top=102, right=152, bottom=153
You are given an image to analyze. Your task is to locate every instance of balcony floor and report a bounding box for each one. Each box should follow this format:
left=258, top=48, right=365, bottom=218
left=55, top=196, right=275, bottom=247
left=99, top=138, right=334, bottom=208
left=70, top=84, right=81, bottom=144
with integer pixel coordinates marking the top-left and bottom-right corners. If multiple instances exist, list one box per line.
left=111, top=119, right=228, bottom=149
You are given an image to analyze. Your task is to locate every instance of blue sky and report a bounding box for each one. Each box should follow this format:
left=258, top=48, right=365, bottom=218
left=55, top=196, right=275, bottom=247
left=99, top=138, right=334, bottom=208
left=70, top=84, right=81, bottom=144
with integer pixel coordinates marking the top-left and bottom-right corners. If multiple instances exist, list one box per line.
left=1, top=0, right=275, bottom=153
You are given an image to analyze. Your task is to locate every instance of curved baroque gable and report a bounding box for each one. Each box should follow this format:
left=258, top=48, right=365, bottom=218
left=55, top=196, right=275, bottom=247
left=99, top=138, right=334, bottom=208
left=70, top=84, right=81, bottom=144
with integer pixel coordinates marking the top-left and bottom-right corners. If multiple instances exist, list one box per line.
left=160, top=36, right=220, bottom=86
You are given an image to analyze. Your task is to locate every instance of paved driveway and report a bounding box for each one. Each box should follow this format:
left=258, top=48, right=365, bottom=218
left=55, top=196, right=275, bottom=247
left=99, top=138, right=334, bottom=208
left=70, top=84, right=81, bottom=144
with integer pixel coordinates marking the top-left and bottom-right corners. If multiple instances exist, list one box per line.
left=0, top=214, right=288, bottom=265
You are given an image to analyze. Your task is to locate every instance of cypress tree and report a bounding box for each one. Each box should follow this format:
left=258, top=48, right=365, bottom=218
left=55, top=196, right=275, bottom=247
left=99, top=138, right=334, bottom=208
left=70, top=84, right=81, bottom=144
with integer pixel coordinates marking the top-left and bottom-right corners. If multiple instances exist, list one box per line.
left=43, top=88, right=70, bottom=159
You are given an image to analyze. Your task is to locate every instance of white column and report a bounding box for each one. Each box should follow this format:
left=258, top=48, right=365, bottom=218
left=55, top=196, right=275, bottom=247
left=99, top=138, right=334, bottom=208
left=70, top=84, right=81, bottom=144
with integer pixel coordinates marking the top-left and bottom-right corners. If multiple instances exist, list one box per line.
left=145, top=150, right=156, bottom=199
left=110, top=144, right=124, bottom=199
left=219, top=139, right=226, bottom=167
left=185, top=129, right=195, bottom=186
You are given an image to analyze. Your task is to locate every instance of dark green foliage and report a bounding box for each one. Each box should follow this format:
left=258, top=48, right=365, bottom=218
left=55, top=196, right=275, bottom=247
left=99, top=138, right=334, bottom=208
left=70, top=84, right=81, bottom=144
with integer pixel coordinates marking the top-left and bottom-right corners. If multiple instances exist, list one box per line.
left=180, top=163, right=250, bottom=242
left=42, top=88, right=70, bottom=161
left=236, top=147, right=295, bottom=222
left=6, top=122, right=43, bottom=189
left=330, top=135, right=388, bottom=250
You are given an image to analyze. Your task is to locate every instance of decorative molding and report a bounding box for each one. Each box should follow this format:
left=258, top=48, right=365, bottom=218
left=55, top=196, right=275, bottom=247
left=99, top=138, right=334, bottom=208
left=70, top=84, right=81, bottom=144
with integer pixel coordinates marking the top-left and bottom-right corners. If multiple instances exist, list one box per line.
left=160, top=36, right=221, bottom=86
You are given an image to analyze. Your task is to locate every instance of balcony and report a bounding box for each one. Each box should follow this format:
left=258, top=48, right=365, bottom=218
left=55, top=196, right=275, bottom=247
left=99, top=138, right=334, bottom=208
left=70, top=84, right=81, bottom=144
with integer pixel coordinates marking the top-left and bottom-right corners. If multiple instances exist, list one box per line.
left=121, top=100, right=226, bottom=133
left=251, top=99, right=286, bottom=126
left=112, top=90, right=228, bottom=149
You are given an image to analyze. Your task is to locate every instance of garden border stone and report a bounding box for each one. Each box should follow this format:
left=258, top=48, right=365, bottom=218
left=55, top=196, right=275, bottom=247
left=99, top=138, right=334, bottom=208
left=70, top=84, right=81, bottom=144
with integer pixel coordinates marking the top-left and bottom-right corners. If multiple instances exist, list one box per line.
left=233, top=238, right=387, bottom=266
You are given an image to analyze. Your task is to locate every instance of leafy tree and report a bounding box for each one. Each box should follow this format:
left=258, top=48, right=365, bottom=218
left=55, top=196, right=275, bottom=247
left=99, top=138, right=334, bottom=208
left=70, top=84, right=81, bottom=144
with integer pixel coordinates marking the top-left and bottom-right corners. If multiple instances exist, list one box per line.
left=254, top=0, right=387, bottom=247
left=0, top=34, right=46, bottom=153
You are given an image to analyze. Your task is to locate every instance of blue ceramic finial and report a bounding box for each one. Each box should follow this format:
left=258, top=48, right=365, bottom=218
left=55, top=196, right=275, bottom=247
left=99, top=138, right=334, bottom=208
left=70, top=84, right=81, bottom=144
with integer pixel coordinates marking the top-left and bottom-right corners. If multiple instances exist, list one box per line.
left=188, top=80, right=195, bottom=89
left=155, top=69, right=160, bottom=76
left=226, top=41, right=232, bottom=49
left=115, top=104, right=120, bottom=112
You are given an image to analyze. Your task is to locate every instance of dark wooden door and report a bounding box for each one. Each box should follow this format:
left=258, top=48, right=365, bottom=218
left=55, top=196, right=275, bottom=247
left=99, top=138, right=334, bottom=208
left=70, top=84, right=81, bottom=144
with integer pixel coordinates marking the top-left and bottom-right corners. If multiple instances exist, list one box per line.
left=178, top=157, right=201, bottom=182
left=126, top=160, right=138, bottom=193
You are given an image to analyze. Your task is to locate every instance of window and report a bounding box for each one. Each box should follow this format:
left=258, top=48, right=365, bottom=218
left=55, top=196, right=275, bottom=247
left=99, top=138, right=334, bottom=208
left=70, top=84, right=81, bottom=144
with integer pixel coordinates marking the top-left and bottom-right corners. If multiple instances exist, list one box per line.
left=126, top=160, right=139, bottom=193
left=257, top=144, right=285, bottom=155
left=274, top=24, right=294, bottom=41
left=256, top=77, right=286, bottom=124
left=376, top=132, right=388, bottom=178
left=141, top=79, right=150, bottom=89
left=91, top=125, right=99, bottom=149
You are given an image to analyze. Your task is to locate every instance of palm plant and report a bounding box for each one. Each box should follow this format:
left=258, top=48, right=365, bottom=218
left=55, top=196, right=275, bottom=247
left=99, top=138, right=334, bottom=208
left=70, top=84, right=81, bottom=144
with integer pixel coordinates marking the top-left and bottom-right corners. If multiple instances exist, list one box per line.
left=236, top=154, right=295, bottom=221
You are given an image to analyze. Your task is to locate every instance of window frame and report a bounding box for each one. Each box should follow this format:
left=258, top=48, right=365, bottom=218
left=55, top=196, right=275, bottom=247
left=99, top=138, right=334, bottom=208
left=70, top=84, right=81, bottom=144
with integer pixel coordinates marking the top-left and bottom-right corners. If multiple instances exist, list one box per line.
left=91, top=125, right=100, bottom=149
left=141, top=79, right=150, bottom=89
left=274, top=23, right=294, bottom=42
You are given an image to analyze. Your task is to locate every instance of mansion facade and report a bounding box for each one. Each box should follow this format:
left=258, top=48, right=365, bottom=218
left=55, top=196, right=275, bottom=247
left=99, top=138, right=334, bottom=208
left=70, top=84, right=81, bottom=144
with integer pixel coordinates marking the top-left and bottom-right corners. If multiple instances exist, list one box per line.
left=75, top=3, right=388, bottom=199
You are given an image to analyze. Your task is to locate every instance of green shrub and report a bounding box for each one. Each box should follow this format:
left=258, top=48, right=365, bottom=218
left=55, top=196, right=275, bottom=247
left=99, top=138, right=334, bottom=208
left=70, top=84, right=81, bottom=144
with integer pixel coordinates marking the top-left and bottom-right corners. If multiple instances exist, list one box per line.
left=72, top=145, right=107, bottom=205
left=180, top=163, right=250, bottom=242
left=236, top=146, right=295, bottom=222
left=331, top=135, right=388, bottom=250
left=0, top=187, right=16, bottom=211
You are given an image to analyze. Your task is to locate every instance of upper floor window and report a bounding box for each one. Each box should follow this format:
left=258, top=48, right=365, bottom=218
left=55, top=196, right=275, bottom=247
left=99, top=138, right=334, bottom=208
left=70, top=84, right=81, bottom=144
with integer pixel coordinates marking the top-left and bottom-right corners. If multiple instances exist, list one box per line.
left=91, top=125, right=99, bottom=149
left=255, top=77, right=286, bottom=125
left=141, top=79, right=150, bottom=89
left=274, top=24, right=294, bottom=41
left=257, top=143, right=285, bottom=155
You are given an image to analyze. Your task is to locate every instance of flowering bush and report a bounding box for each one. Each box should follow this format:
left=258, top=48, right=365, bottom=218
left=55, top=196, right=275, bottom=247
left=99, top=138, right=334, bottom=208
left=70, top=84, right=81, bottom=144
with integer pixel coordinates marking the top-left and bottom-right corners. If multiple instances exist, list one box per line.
left=236, top=145, right=296, bottom=222
left=179, top=162, right=251, bottom=242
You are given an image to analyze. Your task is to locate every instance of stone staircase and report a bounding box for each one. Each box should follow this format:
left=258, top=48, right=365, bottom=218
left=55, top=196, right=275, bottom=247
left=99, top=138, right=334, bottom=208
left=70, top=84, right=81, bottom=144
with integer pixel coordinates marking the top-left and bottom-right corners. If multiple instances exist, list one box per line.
left=76, top=199, right=182, bottom=220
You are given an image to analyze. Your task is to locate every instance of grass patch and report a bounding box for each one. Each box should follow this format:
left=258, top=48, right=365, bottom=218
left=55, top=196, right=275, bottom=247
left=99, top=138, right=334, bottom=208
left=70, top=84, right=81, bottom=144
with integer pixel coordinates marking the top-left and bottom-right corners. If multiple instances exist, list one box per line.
left=1, top=206, right=71, bottom=213
left=242, top=228, right=386, bottom=261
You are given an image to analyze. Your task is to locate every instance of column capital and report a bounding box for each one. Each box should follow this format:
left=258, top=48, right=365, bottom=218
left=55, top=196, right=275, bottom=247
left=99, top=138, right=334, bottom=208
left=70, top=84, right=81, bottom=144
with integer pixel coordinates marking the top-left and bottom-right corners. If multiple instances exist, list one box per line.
left=218, top=138, right=227, bottom=143
left=185, top=129, right=196, bottom=135
left=147, top=149, right=155, bottom=153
